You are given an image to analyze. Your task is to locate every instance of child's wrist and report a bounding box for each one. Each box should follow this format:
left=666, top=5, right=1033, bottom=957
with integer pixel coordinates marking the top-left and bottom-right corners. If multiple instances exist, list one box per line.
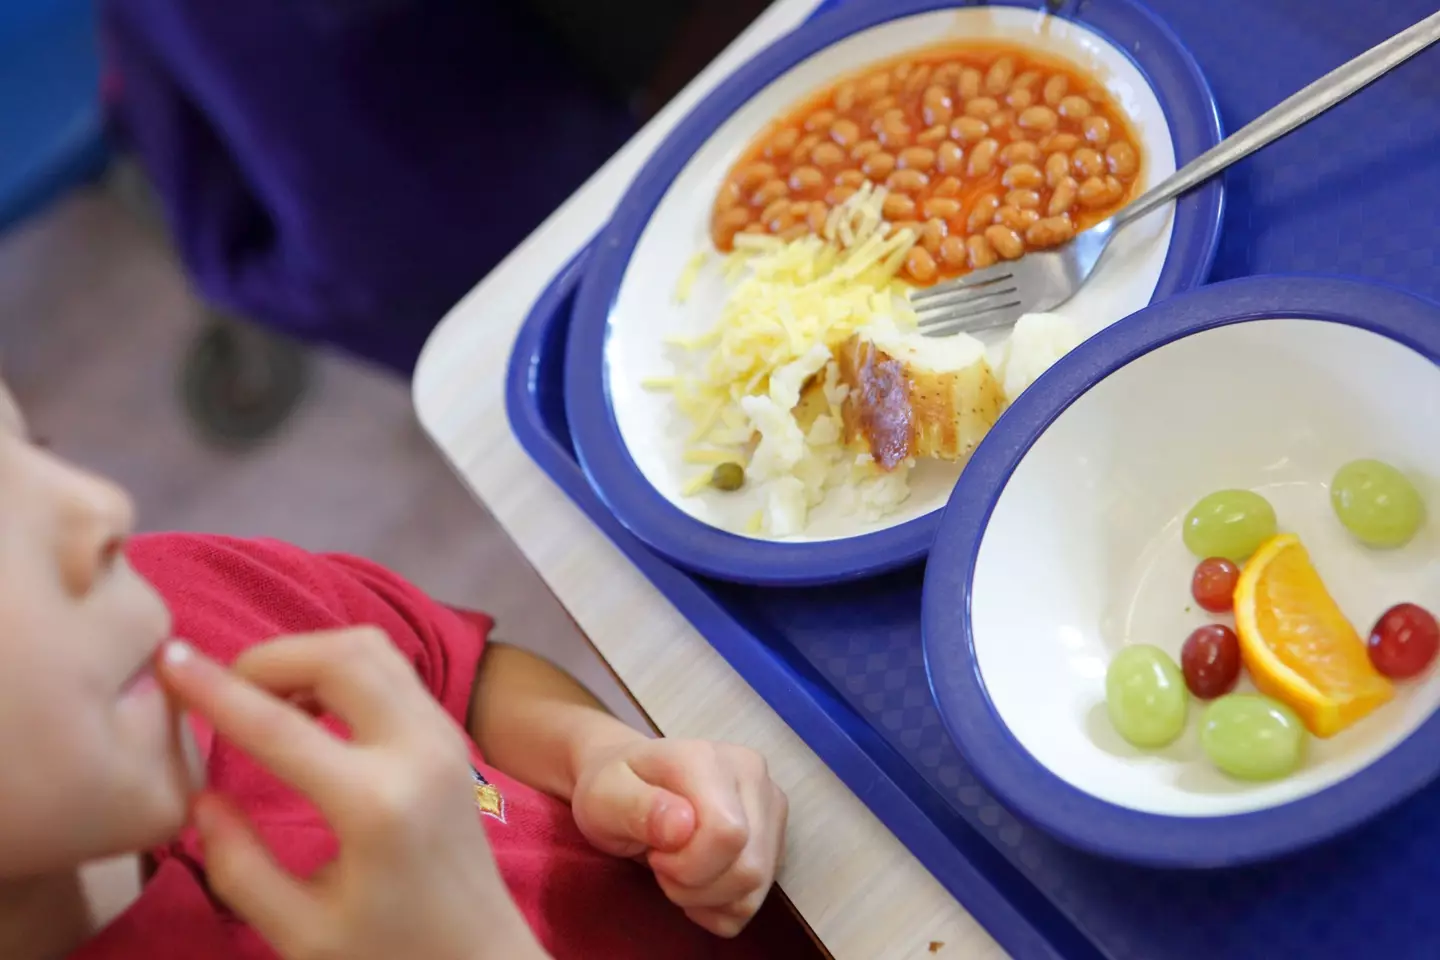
left=563, top=714, right=648, bottom=797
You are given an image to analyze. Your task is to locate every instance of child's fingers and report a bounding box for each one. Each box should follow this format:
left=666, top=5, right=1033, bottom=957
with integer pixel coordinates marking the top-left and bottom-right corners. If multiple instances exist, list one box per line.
left=579, top=761, right=696, bottom=858
left=631, top=746, right=749, bottom=889
left=160, top=641, right=361, bottom=806
left=193, top=793, right=328, bottom=953
left=230, top=628, right=439, bottom=744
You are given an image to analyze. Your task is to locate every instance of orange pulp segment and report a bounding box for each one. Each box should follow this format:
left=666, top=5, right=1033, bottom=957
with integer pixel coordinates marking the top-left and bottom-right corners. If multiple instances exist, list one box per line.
left=1233, top=534, right=1393, bottom=737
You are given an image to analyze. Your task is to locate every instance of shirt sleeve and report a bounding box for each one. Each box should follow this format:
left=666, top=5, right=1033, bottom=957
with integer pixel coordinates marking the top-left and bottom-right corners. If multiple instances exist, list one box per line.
left=127, top=533, right=492, bottom=728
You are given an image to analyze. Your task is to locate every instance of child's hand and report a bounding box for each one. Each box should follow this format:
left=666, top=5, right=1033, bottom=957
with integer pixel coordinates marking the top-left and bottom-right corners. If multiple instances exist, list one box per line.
left=571, top=738, right=788, bottom=938
left=161, top=629, right=548, bottom=960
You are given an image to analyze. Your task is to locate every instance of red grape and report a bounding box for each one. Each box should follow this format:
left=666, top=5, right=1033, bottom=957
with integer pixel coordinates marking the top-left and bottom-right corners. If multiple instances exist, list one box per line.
left=1181, top=625, right=1242, bottom=699
left=1367, top=603, right=1440, bottom=679
left=1191, top=557, right=1240, bottom=613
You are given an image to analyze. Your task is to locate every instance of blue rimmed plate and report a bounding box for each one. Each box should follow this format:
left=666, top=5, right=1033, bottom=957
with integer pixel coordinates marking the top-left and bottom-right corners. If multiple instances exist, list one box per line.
left=568, top=0, right=1224, bottom=586
left=924, top=275, right=1440, bottom=867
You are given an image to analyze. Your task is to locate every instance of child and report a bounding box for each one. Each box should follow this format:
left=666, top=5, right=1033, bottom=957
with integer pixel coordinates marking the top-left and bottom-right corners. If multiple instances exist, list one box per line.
left=0, top=381, right=815, bottom=959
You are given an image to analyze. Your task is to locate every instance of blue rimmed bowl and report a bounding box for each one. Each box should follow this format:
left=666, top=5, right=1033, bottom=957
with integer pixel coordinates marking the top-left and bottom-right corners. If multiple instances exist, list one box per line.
left=924, top=275, right=1440, bottom=867
left=566, top=0, right=1224, bottom=585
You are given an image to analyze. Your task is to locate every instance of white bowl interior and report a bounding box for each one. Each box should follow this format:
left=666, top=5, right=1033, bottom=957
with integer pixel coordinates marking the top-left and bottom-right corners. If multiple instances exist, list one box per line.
left=970, top=318, right=1440, bottom=817
left=606, top=7, right=1179, bottom=542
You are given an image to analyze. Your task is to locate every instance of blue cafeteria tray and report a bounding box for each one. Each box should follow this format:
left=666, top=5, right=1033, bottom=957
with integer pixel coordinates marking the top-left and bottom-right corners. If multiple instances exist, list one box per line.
left=506, top=1, right=1440, bottom=957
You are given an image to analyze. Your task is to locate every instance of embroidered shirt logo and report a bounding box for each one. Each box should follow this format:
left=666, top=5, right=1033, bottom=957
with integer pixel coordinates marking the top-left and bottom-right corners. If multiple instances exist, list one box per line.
left=471, top=767, right=506, bottom=824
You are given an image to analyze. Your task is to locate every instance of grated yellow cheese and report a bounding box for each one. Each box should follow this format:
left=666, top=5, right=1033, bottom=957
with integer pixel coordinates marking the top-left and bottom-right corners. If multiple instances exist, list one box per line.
left=670, top=184, right=920, bottom=466
left=674, top=251, right=707, bottom=304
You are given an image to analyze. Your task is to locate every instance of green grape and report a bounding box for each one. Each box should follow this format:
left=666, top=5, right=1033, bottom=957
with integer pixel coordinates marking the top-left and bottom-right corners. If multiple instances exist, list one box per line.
left=1200, top=694, right=1305, bottom=781
left=1182, top=489, right=1278, bottom=562
left=1331, top=459, right=1425, bottom=548
left=1106, top=645, right=1188, bottom=748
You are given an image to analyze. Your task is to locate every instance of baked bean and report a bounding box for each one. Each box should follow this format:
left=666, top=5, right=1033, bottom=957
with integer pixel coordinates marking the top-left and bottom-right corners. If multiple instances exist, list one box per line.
left=835, top=169, right=866, bottom=188
left=1048, top=176, right=1078, bottom=217
left=1043, top=74, right=1069, bottom=106
left=1011, top=70, right=1042, bottom=93
left=1073, top=148, right=1105, bottom=178
left=999, top=141, right=1041, bottom=167
left=985, top=57, right=1016, bottom=95
left=867, top=95, right=900, bottom=122
left=918, top=125, right=949, bottom=146
left=967, top=193, right=1000, bottom=233
left=923, top=85, right=955, bottom=127
left=1026, top=215, right=1074, bottom=247
left=939, top=234, right=969, bottom=269
left=716, top=205, right=752, bottom=236
left=906, top=246, right=939, bottom=283
left=878, top=115, right=913, bottom=149
left=741, top=222, right=767, bottom=235
left=829, top=118, right=861, bottom=147
left=859, top=71, right=892, bottom=103
left=899, top=146, right=937, bottom=172
left=851, top=139, right=883, bottom=161
left=1077, top=175, right=1122, bottom=208
left=891, top=220, right=922, bottom=239
left=779, top=223, right=810, bottom=242
left=1083, top=115, right=1112, bottom=147
left=1003, top=163, right=1043, bottom=190
left=804, top=109, right=836, bottom=133
left=950, top=116, right=990, bottom=143
left=806, top=201, right=830, bottom=232
left=965, top=97, right=1000, bottom=119
left=714, top=180, right=742, bottom=211
left=1041, top=132, right=1081, bottom=153
left=883, top=192, right=918, bottom=220
left=765, top=129, right=799, bottom=160
left=902, top=63, right=934, bottom=97
left=887, top=169, right=930, bottom=194
left=920, top=219, right=946, bottom=255
left=994, top=206, right=1040, bottom=232
left=937, top=142, right=965, bottom=175
left=989, top=111, right=1015, bottom=136
left=769, top=208, right=796, bottom=233
left=968, top=138, right=1000, bottom=177
left=827, top=185, right=857, bottom=205
left=1018, top=106, right=1059, bottom=134
left=759, top=197, right=789, bottom=225
left=811, top=141, right=846, bottom=168
left=834, top=81, right=858, bottom=112
left=985, top=224, right=1024, bottom=259
left=923, top=197, right=962, bottom=219
left=959, top=68, right=983, bottom=99
left=791, top=134, right=821, bottom=165
left=736, top=162, right=777, bottom=191
left=1005, top=189, right=1041, bottom=210
left=1058, top=95, right=1093, bottom=120
left=753, top=177, right=789, bottom=206
left=932, top=62, right=962, bottom=89
left=1106, top=141, right=1139, bottom=178
left=1006, top=87, right=1035, bottom=110
left=1044, top=152, right=1070, bottom=188
left=893, top=61, right=917, bottom=82
left=862, top=151, right=897, bottom=179
left=788, top=199, right=811, bottom=219
left=789, top=166, right=825, bottom=192
left=933, top=175, right=962, bottom=198
left=967, top=234, right=998, bottom=269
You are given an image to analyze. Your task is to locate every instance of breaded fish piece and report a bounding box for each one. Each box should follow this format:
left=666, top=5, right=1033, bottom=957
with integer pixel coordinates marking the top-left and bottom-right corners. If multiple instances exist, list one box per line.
left=834, top=327, right=1004, bottom=470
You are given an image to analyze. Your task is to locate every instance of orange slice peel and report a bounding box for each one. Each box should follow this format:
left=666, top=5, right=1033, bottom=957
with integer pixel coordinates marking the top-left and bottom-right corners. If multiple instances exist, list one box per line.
left=1233, top=534, right=1393, bottom=738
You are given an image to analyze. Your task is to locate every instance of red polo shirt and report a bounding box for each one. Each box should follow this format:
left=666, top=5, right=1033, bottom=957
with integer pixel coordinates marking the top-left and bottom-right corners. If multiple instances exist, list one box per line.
left=71, top=534, right=816, bottom=960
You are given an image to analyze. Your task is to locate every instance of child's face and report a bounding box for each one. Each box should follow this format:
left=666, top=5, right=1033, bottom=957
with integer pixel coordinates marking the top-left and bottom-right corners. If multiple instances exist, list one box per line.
left=0, top=387, right=188, bottom=877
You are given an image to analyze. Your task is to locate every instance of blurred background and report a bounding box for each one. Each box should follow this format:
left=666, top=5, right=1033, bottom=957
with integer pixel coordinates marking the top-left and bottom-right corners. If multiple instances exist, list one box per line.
left=1, top=0, right=766, bottom=715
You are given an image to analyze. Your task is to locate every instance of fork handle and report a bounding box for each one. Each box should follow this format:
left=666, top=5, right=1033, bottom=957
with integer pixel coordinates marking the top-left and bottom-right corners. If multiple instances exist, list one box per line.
left=1109, top=9, right=1440, bottom=231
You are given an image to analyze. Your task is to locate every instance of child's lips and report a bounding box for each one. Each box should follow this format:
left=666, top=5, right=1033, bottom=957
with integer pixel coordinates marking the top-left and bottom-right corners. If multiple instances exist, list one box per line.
left=118, top=644, right=164, bottom=698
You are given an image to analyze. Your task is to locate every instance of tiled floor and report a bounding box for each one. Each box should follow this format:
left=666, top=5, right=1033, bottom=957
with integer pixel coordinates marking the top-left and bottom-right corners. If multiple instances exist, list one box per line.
left=0, top=185, right=642, bottom=726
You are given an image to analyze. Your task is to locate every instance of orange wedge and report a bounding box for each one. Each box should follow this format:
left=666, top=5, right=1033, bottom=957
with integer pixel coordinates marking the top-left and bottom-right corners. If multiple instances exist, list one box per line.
left=1234, top=534, right=1393, bottom=738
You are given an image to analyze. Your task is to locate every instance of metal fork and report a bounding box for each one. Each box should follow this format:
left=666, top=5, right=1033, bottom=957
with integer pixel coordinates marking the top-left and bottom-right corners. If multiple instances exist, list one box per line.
left=912, top=8, right=1440, bottom=337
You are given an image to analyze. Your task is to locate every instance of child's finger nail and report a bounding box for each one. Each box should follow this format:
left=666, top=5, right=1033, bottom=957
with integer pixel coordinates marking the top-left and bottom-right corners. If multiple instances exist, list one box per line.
left=161, top=640, right=196, bottom=668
